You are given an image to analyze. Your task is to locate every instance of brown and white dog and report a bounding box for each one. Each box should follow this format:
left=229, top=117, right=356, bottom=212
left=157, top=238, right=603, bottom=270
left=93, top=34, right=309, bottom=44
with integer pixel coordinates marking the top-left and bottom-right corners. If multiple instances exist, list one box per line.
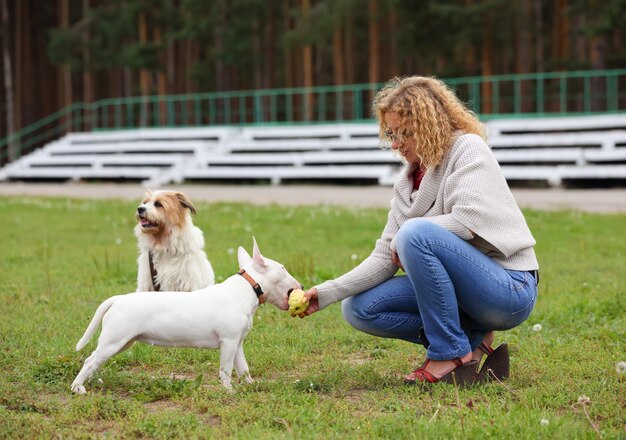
left=134, top=190, right=215, bottom=292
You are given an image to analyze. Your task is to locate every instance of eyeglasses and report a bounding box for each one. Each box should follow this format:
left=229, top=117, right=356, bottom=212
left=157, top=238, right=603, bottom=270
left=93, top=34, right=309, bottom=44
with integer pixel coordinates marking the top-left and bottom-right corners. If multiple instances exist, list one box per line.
left=384, top=128, right=414, bottom=144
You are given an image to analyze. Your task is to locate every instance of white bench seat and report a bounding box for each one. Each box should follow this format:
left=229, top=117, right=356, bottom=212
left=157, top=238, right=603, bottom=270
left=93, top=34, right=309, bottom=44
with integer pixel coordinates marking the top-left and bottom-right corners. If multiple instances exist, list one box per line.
left=501, top=164, right=626, bottom=186
left=203, top=150, right=401, bottom=167
left=490, top=131, right=626, bottom=150
left=19, top=154, right=187, bottom=167
left=486, top=114, right=626, bottom=137
left=183, top=165, right=395, bottom=185
left=240, top=123, right=378, bottom=141
left=493, top=147, right=626, bottom=165
left=225, top=138, right=382, bottom=153
left=6, top=167, right=161, bottom=181
left=48, top=141, right=215, bottom=156
left=66, top=127, right=234, bottom=143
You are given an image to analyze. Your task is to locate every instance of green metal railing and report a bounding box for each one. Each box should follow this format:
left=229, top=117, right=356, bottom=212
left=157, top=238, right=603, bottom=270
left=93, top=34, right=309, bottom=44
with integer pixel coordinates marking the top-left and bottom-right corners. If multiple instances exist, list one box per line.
left=2, top=69, right=625, bottom=164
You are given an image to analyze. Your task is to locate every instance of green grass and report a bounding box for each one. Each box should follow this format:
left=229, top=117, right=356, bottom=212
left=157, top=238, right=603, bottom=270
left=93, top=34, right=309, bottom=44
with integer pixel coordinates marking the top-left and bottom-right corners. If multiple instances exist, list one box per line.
left=0, top=195, right=624, bottom=439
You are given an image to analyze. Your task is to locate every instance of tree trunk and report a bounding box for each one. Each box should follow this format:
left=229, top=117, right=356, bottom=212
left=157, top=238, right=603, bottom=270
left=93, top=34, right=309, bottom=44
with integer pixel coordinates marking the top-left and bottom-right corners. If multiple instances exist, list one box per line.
left=167, top=40, right=176, bottom=94
left=387, top=8, right=400, bottom=79
left=139, top=11, right=150, bottom=126
left=1, top=0, right=15, bottom=161
left=34, top=4, right=54, bottom=123
left=185, top=40, right=197, bottom=93
left=82, top=0, right=94, bottom=131
left=154, top=27, right=167, bottom=125
left=263, top=9, right=276, bottom=89
left=462, top=0, right=477, bottom=75
left=13, top=0, right=22, bottom=137
left=515, top=0, right=532, bottom=73
left=253, top=19, right=262, bottom=91
left=283, top=0, right=294, bottom=89
left=551, top=0, right=570, bottom=63
left=481, top=24, right=494, bottom=114
left=332, top=28, right=344, bottom=86
left=258, top=10, right=275, bottom=123
left=252, top=18, right=263, bottom=123
left=515, top=0, right=533, bottom=112
left=214, top=0, right=228, bottom=92
left=590, top=35, right=607, bottom=111
left=572, top=12, right=587, bottom=71
left=123, top=68, right=132, bottom=103
left=344, top=9, right=354, bottom=86
left=58, top=0, right=72, bottom=129
left=301, top=0, right=313, bottom=121
left=368, top=0, right=379, bottom=104
left=533, top=0, right=544, bottom=73
left=548, top=0, right=570, bottom=111
left=589, top=0, right=607, bottom=112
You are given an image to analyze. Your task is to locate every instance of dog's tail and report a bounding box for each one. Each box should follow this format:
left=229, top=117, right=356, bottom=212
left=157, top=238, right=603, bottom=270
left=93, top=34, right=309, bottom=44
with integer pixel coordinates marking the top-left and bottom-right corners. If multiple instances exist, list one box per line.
left=75, top=296, right=118, bottom=351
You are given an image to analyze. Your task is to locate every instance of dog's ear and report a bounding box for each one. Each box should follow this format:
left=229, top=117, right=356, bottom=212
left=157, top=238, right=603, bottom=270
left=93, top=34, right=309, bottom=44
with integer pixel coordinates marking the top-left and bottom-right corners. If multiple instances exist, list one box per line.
left=237, top=246, right=253, bottom=268
left=252, top=237, right=268, bottom=269
left=175, top=192, right=197, bottom=215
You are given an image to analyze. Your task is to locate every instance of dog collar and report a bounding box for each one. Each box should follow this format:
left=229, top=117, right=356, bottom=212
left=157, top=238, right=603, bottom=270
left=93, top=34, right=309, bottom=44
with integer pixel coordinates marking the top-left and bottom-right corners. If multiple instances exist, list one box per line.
left=237, top=269, right=265, bottom=304
left=148, top=252, right=161, bottom=291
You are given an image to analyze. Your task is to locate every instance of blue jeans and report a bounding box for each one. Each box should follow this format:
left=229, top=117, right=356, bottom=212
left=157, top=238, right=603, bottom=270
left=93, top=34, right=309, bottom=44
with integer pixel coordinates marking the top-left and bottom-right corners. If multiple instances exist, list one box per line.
left=342, top=219, right=538, bottom=361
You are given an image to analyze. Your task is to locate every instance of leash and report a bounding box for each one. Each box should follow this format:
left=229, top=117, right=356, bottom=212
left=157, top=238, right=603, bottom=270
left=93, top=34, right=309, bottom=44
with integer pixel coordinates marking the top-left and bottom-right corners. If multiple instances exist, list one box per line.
left=237, top=269, right=265, bottom=304
left=148, top=252, right=161, bottom=291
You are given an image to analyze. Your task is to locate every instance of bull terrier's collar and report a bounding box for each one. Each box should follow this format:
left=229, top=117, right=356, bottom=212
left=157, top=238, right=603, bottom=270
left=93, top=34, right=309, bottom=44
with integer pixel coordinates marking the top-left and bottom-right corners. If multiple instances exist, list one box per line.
left=237, top=269, right=266, bottom=304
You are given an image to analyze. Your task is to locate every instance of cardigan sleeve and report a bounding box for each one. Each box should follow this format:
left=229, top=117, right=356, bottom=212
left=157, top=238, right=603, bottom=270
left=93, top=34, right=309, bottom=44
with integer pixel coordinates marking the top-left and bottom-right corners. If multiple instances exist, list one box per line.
left=315, top=253, right=398, bottom=310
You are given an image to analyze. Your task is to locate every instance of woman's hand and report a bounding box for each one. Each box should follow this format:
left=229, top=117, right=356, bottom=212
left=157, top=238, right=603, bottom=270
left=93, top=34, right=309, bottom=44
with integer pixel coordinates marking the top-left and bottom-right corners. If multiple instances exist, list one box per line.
left=391, top=250, right=404, bottom=270
left=296, top=287, right=319, bottom=318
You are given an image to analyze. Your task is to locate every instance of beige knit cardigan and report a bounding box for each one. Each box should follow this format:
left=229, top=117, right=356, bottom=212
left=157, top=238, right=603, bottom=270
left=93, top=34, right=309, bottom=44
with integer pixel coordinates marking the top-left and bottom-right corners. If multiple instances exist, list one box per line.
left=315, top=133, right=539, bottom=311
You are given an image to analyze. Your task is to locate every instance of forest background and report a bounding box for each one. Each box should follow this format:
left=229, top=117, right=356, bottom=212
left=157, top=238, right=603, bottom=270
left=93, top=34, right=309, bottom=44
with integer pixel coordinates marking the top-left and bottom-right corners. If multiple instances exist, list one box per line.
left=1, top=0, right=626, bottom=143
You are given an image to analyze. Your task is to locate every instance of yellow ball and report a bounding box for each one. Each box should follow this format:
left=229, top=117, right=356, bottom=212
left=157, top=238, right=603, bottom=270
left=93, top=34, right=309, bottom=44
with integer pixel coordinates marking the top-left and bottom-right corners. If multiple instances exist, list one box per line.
left=288, top=289, right=309, bottom=316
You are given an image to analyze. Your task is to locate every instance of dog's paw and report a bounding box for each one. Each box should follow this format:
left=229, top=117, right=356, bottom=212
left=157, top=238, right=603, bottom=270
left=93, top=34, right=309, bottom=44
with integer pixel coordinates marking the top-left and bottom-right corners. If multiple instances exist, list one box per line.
left=71, top=384, right=87, bottom=395
left=244, top=374, right=254, bottom=384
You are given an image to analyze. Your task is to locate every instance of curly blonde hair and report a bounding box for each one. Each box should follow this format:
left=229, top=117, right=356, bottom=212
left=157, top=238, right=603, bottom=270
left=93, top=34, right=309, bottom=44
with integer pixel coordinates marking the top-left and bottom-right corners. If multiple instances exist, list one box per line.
left=373, top=76, right=486, bottom=169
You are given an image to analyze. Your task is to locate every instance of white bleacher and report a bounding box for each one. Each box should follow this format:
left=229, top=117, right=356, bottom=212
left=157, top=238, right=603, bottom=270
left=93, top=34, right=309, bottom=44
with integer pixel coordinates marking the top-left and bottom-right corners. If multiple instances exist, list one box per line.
left=1, top=127, right=235, bottom=186
left=187, top=123, right=398, bottom=185
left=486, top=114, right=626, bottom=136
left=1, top=114, right=625, bottom=186
left=486, top=114, right=626, bottom=185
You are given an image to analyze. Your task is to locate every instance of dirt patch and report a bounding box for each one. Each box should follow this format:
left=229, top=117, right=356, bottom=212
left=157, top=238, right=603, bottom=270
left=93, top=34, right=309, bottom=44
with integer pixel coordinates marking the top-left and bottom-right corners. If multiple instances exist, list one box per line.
left=86, top=420, right=119, bottom=437
left=168, top=372, right=195, bottom=381
left=341, top=389, right=371, bottom=405
left=321, top=390, right=388, bottom=418
left=344, top=352, right=371, bottom=366
left=143, top=399, right=222, bottom=426
left=143, top=399, right=183, bottom=413
left=199, top=412, right=222, bottom=426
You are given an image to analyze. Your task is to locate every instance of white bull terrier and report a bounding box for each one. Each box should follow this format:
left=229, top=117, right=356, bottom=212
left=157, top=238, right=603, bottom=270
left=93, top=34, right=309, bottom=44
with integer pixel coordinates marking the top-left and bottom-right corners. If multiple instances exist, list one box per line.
left=71, top=238, right=300, bottom=394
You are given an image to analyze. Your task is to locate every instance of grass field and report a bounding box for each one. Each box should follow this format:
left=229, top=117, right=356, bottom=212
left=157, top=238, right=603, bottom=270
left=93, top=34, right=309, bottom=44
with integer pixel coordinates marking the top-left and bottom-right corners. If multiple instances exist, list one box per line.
left=0, top=195, right=624, bottom=439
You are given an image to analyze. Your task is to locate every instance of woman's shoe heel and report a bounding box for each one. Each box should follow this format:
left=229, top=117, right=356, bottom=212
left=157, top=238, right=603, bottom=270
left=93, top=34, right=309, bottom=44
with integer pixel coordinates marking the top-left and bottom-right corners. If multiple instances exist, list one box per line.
left=439, top=360, right=478, bottom=388
left=475, top=343, right=509, bottom=384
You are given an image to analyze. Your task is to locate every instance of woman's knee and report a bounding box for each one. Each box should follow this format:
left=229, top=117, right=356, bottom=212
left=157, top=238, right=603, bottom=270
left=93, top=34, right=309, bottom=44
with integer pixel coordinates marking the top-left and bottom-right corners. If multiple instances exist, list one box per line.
left=342, top=296, right=370, bottom=323
left=342, top=297, right=373, bottom=333
left=395, top=219, right=442, bottom=254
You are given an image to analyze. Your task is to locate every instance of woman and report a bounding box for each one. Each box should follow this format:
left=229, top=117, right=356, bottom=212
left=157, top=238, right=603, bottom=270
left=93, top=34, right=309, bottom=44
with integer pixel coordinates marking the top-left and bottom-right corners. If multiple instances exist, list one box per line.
left=299, top=76, right=539, bottom=387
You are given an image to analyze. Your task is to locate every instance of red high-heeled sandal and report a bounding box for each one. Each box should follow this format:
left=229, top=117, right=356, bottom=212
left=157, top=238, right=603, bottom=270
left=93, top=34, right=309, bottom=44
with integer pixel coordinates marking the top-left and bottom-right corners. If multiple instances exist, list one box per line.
left=404, top=358, right=478, bottom=388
